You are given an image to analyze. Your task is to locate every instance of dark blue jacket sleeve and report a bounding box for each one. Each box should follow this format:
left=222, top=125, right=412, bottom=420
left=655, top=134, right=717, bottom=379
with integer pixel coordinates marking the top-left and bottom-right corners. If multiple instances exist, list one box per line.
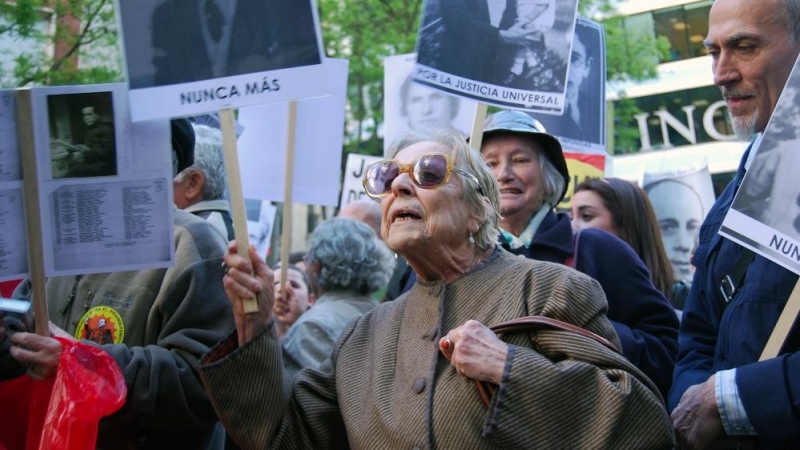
left=576, top=229, right=679, bottom=400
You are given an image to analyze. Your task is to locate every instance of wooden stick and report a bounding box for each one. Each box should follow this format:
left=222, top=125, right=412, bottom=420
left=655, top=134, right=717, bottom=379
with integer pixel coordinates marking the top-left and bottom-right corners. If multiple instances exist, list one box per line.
left=219, top=109, right=258, bottom=313
left=469, top=103, right=488, bottom=151
left=279, top=101, right=298, bottom=290
left=760, top=279, right=800, bottom=360
left=16, top=89, right=49, bottom=336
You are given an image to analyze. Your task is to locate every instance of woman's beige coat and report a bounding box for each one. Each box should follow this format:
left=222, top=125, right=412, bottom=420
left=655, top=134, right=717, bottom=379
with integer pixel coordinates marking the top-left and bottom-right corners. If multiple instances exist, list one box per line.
left=200, top=249, right=675, bottom=449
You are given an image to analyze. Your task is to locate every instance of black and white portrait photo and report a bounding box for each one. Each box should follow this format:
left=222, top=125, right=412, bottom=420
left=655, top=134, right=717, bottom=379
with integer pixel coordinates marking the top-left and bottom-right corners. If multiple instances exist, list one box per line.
left=119, top=0, right=322, bottom=89
left=644, top=167, right=716, bottom=284
left=118, top=0, right=329, bottom=121
left=414, top=0, right=578, bottom=112
left=729, top=81, right=800, bottom=242
left=383, top=53, right=476, bottom=153
left=47, top=91, right=117, bottom=179
left=532, top=18, right=605, bottom=151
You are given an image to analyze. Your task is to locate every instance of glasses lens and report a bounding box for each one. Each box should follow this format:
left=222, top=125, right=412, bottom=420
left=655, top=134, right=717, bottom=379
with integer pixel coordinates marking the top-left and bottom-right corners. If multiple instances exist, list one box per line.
left=413, top=154, right=449, bottom=188
left=365, top=161, right=400, bottom=196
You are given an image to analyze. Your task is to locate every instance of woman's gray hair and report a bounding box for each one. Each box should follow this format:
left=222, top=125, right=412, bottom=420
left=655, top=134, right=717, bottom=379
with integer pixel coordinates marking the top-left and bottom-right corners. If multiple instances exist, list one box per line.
left=538, top=147, right=567, bottom=208
left=387, top=129, right=501, bottom=249
left=306, top=217, right=396, bottom=295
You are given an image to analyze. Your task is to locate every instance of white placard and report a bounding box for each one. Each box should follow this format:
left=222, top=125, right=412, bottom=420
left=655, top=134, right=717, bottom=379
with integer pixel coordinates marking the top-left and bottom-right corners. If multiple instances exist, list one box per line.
left=383, top=53, right=477, bottom=154
left=339, top=154, right=382, bottom=209
left=237, top=59, right=349, bottom=207
left=116, top=0, right=330, bottom=121
left=246, top=200, right=277, bottom=261
left=28, top=83, right=174, bottom=276
left=414, top=0, right=579, bottom=113
left=530, top=19, right=606, bottom=154
left=720, top=54, right=800, bottom=275
left=0, top=184, right=27, bottom=281
left=0, top=90, right=21, bottom=182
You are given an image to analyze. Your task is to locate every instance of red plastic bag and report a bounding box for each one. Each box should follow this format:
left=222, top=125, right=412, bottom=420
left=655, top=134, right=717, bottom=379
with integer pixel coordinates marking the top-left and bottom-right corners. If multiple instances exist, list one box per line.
left=0, top=338, right=125, bottom=450
left=37, top=337, right=127, bottom=450
left=0, top=370, right=54, bottom=450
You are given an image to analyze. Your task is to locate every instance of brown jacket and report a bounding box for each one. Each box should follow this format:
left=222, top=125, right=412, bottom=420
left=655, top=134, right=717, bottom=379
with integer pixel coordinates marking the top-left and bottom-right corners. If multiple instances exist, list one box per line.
left=200, top=248, right=675, bottom=449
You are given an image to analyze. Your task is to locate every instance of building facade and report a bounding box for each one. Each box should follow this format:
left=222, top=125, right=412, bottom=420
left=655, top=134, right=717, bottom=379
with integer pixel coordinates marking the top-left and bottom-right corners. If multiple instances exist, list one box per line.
left=604, top=0, right=747, bottom=195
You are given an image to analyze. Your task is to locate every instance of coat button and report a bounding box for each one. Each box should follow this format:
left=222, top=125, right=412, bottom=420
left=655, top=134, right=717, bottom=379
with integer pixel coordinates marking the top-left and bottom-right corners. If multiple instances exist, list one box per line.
left=413, top=378, right=426, bottom=394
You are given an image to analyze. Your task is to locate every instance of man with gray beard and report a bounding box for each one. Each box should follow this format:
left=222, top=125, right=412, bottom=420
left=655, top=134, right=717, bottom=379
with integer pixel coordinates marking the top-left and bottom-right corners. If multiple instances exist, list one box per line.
left=669, top=0, right=800, bottom=448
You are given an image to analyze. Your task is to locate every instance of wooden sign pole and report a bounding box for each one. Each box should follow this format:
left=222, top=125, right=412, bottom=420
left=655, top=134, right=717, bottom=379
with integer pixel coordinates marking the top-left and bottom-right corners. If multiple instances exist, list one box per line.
left=469, top=103, right=488, bottom=151
left=16, top=89, right=49, bottom=336
left=219, top=109, right=258, bottom=313
left=279, top=101, right=298, bottom=290
left=760, top=279, right=800, bottom=360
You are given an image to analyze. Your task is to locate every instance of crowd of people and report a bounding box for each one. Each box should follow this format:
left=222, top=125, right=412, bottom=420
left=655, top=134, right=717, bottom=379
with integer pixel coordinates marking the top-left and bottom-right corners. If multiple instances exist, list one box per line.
left=2, top=0, right=800, bottom=448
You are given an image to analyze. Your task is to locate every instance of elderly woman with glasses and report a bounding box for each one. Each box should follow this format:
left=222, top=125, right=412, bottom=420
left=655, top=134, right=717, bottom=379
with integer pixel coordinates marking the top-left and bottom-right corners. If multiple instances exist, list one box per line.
left=198, top=129, right=674, bottom=449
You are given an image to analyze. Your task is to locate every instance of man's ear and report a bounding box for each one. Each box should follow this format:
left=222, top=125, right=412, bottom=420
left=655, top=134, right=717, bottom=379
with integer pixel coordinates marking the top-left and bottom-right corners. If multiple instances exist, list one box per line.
left=185, top=170, right=205, bottom=203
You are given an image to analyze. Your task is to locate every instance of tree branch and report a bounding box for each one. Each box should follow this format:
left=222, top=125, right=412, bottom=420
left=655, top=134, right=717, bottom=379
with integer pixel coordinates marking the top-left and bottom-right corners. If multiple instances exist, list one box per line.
left=18, top=0, right=110, bottom=85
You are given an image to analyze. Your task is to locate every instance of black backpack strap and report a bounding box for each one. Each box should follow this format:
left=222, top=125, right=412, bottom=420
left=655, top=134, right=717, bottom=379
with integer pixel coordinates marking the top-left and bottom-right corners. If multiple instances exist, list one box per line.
left=718, top=248, right=755, bottom=305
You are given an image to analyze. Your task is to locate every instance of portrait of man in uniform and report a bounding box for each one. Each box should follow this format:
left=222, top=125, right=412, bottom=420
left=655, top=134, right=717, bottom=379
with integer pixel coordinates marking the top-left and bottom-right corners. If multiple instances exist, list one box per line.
left=48, top=91, right=117, bottom=179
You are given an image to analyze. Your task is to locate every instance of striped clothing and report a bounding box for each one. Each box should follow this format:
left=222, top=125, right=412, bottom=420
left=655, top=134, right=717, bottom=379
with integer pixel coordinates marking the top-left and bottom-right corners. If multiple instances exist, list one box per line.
left=200, top=248, right=674, bottom=449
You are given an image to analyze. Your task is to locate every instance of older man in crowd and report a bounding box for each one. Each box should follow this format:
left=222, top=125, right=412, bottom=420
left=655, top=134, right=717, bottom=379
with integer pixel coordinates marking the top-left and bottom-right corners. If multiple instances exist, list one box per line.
left=669, top=0, right=800, bottom=448
left=174, top=123, right=234, bottom=241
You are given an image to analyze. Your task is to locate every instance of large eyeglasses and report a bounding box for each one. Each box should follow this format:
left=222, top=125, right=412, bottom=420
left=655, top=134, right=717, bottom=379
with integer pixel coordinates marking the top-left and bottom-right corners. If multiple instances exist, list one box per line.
left=362, top=152, right=482, bottom=199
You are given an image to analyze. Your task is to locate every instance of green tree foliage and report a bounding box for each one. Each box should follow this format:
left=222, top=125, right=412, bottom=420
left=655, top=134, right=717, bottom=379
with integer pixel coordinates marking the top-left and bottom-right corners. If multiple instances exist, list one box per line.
left=0, top=0, right=121, bottom=87
left=0, top=0, right=671, bottom=157
left=601, top=14, right=671, bottom=154
left=319, top=0, right=422, bottom=157
left=602, top=16, right=671, bottom=82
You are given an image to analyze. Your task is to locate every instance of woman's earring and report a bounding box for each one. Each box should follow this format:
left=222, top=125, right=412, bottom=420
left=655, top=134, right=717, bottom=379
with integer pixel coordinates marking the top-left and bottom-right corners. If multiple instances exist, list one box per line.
left=469, top=233, right=475, bottom=244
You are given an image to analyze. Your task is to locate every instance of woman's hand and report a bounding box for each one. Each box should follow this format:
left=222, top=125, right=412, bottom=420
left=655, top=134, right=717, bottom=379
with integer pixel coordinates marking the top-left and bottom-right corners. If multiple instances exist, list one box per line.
left=223, top=241, right=274, bottom=346
left=439, top=320, right=508, bottom=385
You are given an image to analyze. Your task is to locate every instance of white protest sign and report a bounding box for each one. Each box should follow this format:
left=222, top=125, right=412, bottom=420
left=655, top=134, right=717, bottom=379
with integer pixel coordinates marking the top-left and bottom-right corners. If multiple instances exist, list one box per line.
left=0, top=90, right=27, bottom=282
left=237, top=59, right=348, bottom=207
left=0, top=90, right=21, bottom=182
left=530, top=18, right=606, bottom=154
left=720, top=55, right=800, bottom=274
left=0, top=185, right=27, bottom=282
left=383, top=53, right=477, bottom=154
left=26, top=83, right=174, bottom=276
left=246, top=199, right=277, bottom=261
left=339, top=154, right=382, bottom=209
left=116, top=0, right=330, bottom=121
left=414, top=0, right=579, bottom=114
